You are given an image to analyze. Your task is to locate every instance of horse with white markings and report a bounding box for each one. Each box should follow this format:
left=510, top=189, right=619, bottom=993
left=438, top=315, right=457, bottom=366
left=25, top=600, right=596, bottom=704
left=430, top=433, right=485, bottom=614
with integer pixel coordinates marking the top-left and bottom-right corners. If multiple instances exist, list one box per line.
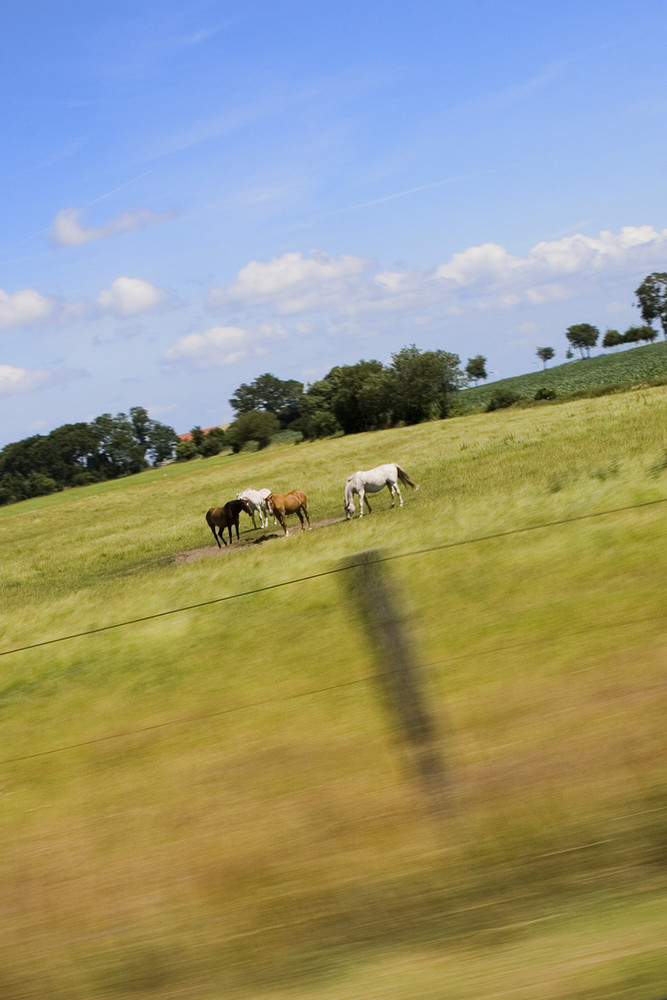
left=236, top=488, right=273, bottom=528
left=206, top=498, right=254, bottom=547
left=344, top=463, right=419, bottom=519
left=266, top=490, right=310, bottom=536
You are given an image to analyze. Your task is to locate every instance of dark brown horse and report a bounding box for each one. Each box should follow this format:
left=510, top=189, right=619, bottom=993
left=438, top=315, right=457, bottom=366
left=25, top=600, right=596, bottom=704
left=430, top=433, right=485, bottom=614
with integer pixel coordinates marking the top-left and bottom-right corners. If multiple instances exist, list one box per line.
left=266, top=490, right=310, bottom=536
left=206, top=498, right=253, bottom=547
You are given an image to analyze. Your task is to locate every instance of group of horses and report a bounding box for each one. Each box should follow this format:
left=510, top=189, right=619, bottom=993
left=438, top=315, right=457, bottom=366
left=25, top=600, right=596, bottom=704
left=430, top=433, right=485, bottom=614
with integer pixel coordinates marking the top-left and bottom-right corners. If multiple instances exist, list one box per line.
left=205, top=488, right=310, bottom=546
left=205, top=462, right=418, bottom=548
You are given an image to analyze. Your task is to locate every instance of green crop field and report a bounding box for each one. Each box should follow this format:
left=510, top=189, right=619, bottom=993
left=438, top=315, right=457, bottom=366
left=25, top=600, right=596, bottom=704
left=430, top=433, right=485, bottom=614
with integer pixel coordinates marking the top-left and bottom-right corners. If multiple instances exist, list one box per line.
left=2, top=386, right=667, bottom=999
left=456, top=339, right=667, bottom=413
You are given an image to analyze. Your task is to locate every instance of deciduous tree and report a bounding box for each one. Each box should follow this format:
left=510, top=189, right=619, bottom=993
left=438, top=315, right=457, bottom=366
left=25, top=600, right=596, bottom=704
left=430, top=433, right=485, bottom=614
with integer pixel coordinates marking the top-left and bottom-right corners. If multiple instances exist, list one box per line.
left=536, top=346, right=555, bottom=368
left=465, top=355, right=488, bottom=383
left=635, top=273, right=667, bottom=339
left=602, top=329, right=622, bottom=350
left=229, top=373, right=304, bottom=427
left=226, top=410, right=280, bottom=452
left=566, top=323, right=599, bottom=359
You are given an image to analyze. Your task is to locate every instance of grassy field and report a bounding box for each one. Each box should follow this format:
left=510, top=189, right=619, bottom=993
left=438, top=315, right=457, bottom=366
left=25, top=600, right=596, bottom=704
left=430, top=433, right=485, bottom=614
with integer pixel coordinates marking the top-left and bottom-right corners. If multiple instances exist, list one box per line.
left=455, top=339, right=667, bottom=412
left=2, top=386, right=667, bottom=999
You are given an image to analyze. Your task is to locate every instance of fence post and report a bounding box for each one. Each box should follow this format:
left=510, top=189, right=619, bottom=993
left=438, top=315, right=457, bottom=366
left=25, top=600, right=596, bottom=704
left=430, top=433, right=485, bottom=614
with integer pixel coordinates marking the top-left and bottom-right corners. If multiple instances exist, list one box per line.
left=343, top=549, right=450, bottom=817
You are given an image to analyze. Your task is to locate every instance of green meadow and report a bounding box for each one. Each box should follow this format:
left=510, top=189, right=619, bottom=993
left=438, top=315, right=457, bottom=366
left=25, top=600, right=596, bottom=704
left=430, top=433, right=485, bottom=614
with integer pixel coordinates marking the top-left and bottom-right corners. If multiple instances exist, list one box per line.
left=1, top=386, right=667, bottom=999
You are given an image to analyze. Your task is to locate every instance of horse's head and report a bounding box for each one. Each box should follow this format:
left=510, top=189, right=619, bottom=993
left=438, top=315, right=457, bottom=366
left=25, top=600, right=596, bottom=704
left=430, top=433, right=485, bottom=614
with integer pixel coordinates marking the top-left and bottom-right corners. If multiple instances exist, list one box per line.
left=239, top=498, right=254, bottom=516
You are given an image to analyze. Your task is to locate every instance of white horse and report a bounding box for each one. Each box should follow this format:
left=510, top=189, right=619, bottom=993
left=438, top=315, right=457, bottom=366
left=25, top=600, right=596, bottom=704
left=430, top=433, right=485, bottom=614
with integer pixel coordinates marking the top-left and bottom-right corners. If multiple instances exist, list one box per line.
left=344, top=463, right=419, bottom=519
left=236, top=488, right=273, bottom=528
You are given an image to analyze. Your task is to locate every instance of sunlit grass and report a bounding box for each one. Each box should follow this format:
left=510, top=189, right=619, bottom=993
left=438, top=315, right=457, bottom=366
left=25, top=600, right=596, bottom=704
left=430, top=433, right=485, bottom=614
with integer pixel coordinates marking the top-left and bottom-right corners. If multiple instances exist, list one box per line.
left=1, top=387, right=667, bottom=998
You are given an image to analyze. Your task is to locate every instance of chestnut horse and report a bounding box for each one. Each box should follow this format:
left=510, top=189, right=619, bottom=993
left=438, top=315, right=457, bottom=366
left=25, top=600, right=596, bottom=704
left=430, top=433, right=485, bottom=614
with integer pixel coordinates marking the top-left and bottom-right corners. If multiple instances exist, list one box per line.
left=266, top=490, right=310, bottom=536
left=206, top=498, right=253, bottom=547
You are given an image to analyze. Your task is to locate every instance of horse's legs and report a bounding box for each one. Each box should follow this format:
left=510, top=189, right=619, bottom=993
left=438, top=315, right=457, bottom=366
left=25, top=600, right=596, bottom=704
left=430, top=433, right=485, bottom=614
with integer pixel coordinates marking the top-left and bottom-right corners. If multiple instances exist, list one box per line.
left=358, top=488, right=365, bottom=516
left=300, top=503, right=310, bottom=529
left=394, top=482, right=403, bottom=507
left=208, top=517, right=222, bottom=547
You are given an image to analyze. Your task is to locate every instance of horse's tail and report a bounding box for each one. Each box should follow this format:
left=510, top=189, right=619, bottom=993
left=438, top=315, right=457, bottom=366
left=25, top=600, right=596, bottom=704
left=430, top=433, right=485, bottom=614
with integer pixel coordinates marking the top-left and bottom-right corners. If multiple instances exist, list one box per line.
left=396, top=465, right=419, bottom=490
left=205, top=509, right=223, bottom=546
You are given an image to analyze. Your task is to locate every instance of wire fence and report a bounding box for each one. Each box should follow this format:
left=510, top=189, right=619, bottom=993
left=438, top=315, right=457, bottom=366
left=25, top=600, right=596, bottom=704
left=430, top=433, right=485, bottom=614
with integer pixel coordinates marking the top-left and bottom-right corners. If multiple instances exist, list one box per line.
left=3, top=495, right=667, bottom=993
left=2, top=494, right=666, bottom=766
left=2, top=494, right=665, bottom=659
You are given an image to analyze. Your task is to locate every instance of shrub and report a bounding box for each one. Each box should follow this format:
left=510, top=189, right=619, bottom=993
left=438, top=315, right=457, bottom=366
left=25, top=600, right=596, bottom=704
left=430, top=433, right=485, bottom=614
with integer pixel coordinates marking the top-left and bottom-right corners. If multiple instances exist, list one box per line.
left=486, top=389, right=520, bottom=411
left=175, top=440, right=199, bottom=462
left=534, top=386, right=556, bottom=400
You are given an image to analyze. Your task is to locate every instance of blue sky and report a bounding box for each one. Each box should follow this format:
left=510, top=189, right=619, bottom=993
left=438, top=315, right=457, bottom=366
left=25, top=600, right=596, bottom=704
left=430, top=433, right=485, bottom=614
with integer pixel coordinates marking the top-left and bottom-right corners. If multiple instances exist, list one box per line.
left=2, top=0, right=666, bottom=446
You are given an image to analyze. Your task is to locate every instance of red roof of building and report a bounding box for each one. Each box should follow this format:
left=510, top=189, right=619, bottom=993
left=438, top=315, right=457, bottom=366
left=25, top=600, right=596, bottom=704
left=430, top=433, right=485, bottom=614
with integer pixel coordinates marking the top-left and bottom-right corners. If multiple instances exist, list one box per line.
left=177, top=425, right=222, bottom=442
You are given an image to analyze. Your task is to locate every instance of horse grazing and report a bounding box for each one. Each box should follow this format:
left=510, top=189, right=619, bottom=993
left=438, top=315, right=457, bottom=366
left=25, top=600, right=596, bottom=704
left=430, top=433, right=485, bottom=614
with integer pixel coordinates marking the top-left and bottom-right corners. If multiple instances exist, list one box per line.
left=344, top=463, right=419, bottom=519
left=206, top=498, right=253, bottom=547
left=236, top=487, right=272, bottom=529
left=266, top=490, right=310, bottom=536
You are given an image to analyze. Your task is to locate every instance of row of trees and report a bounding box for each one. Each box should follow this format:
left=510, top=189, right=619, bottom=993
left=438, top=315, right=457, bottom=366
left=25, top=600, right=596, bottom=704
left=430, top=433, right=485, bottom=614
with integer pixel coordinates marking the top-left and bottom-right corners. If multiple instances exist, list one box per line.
left=0, top=345, right=467, bottom=502
left=565, top=322, right=659, bottom=359
left=232, top=345, right=464, bottom=443
left=177, top=345, right=466, bottom=460
left=533, top=273, right=667, bottom=367
left=4, top=274, right=665, bottom=502
left=0, top=407, right=179, bottom=507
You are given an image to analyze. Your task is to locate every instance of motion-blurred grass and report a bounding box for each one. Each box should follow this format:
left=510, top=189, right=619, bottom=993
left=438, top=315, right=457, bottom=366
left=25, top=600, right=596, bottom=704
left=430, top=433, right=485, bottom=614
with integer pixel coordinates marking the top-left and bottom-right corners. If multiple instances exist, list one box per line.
left=1, top=388, right=666, bottom=999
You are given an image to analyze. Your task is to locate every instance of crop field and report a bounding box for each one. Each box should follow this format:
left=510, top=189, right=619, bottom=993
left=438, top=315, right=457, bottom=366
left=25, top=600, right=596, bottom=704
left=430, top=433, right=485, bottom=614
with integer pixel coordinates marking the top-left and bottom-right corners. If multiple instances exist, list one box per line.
left=456, top=339, right=667, bottom=412
left=2, top=386, right=667, bottom=999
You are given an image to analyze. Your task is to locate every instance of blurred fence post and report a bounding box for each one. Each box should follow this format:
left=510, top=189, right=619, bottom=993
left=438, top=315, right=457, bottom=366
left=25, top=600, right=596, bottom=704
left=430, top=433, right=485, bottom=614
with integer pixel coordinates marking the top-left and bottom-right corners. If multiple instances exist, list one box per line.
left=343, top=549, right=449, bottom=817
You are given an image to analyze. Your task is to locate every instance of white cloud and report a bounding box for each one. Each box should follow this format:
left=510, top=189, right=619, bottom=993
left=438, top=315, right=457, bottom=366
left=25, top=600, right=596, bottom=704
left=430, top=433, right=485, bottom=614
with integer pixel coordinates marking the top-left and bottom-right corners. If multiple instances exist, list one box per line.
left=0, top=365, right=75, bottom=398
left=0, top=276, right=166, bottom=332
left=165, top=325, right=250, bottom=367
left=165, top=322, right=286, bottom=368
left=97, top=277, right=167, bottom=316
left=434, top=226, right=667, bottom=294
left=0, top=287, right=58, bottom=330
left=50, top=206, right=174, bottom=246
left=210, top=249, right=373, bottom=314
left=199, top=224, right=667, bottom=350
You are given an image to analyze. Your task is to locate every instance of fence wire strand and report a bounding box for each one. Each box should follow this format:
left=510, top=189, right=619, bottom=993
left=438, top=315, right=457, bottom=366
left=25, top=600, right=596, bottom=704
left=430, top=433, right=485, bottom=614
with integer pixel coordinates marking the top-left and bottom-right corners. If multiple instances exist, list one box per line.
left=2, top=494, right=666, bottom=660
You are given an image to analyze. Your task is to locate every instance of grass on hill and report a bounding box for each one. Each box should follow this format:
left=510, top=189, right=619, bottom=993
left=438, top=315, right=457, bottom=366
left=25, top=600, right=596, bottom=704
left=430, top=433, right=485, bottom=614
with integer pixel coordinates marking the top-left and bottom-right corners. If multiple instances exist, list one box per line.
left=455, top=339, right=667, bottom=413
left=1, top=387, right=667, bottom=999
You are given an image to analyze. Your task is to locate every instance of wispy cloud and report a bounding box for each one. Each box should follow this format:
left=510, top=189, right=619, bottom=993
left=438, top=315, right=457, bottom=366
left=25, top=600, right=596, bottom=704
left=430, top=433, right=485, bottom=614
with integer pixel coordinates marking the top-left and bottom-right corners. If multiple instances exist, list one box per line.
left=0, top=364, right=83, bottom=398
left=50, top=205, right=175, bottom=246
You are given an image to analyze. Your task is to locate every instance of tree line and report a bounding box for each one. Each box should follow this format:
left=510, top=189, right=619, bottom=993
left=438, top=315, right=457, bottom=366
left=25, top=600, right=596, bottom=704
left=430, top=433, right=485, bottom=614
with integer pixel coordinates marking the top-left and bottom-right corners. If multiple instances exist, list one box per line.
left=0, top=407, right=179, bottom=507
left=3, top=273, right=665, bottom=505
left=536, top=271, right=667, bottom=366
left=0, top=345, right=466, bottom=505
left=177, top=344, right=466, bottom=459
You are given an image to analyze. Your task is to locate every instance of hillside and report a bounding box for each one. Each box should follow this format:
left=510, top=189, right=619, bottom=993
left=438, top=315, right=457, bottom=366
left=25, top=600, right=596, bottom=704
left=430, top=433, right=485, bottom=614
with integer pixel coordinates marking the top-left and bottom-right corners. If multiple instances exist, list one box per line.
left=1, top=388, right=667, bottom=999
left=455, top=339, right=667, bottom=413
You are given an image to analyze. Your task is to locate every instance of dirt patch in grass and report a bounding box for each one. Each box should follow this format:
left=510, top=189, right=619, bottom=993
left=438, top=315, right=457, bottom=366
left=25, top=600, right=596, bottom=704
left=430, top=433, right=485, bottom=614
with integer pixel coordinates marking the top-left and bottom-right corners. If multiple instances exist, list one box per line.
left=172, top=517, right=345, bottom=563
